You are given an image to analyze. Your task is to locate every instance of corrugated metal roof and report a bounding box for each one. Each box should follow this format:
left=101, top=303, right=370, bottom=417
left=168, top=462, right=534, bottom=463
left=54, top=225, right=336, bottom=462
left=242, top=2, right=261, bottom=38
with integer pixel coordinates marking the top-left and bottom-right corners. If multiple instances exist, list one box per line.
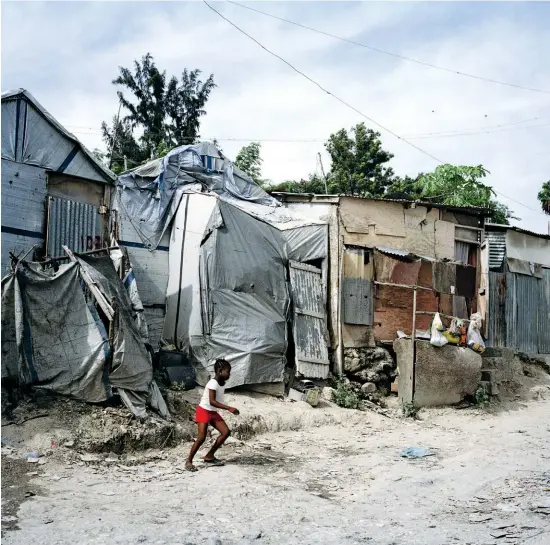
left=1, top=88, right=115, bottom=183
left=272, top=192, right=491, bottom=216
left=485, top=223, right=550, bottom=241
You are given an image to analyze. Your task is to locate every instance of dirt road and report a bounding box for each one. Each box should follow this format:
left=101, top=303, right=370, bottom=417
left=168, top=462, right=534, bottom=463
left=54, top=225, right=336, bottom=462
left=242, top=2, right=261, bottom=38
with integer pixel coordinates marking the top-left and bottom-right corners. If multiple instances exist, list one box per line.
left=2, top=398, right=550, bottom=545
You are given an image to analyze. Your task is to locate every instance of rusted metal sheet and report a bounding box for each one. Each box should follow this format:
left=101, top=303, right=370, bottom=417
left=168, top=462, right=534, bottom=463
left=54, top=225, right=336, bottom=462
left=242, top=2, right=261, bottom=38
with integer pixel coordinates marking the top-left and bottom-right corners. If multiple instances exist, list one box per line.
left=289, top=260, right=329, bottom=378
left=342, top=277, right=373, bottom=325
left=47, top=196, right=103, bottom=258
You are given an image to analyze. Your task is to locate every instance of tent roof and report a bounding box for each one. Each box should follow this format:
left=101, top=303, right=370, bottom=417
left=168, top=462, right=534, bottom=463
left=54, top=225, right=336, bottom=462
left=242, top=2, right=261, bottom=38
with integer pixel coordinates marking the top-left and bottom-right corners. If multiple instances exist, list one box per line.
left=2, top=88, right=115, bottom=183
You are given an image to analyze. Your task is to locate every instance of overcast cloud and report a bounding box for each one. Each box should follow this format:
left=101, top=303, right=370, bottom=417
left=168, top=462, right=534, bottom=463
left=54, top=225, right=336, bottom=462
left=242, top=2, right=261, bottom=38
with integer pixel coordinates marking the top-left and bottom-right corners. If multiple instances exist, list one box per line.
left=2, top=1, right=549, bottom=233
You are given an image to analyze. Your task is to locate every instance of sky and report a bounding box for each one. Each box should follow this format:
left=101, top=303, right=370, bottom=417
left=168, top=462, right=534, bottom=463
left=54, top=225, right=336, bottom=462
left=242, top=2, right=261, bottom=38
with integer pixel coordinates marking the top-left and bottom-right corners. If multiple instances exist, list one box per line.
left=2, top=0, right=550, bottom=233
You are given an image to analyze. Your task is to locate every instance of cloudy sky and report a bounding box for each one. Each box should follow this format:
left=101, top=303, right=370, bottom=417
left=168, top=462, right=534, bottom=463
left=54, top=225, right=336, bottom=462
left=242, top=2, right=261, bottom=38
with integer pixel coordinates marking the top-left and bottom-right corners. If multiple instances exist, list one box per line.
left=2, top=1, right=549, bottom=233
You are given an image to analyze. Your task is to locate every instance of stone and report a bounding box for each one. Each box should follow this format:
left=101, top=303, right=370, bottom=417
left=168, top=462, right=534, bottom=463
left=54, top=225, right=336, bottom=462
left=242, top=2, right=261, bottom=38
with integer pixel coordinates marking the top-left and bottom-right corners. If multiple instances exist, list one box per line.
left=361, top=382, right=377, bottom=394
left=321, top=387, right=335, bottom=402
left=351, top=369, right=379, bottom=383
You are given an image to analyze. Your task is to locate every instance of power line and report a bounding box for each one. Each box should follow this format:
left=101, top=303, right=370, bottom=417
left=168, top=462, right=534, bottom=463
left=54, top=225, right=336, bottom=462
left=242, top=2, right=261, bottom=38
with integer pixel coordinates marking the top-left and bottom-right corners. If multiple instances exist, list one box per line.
left=67, top=117, right=550, bottom=142
left=203, top=0, right=442, bottom=164
left=228, top=0, right=550, bottom=95
left=203, top=0, right=549, bottom=219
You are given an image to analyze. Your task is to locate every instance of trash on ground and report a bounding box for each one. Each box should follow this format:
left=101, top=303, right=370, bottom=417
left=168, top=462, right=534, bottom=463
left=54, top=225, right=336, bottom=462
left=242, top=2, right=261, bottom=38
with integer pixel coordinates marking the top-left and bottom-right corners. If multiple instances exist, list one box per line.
left=400, top=446, right=435, bottom=458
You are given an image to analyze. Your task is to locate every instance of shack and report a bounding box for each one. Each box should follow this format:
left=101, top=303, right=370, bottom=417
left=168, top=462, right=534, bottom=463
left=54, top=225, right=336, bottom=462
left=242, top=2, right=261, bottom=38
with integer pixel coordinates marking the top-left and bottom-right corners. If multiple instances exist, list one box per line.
left=115, top=144, right=329, bottom=392
left=481, top=224, right=550, bottom=354
left=1, top=89, right=115, bottom=275
left=273, top=193, right=490, bottom=375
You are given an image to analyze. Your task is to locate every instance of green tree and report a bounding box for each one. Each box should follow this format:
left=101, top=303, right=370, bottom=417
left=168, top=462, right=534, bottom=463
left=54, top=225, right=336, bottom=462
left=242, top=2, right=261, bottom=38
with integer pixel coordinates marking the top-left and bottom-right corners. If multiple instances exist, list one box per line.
left=538, top=181, right=550, bottom=215
left=415, top=164, right=516, bottom=224
left=235, top=142, right=263, bottom=185
left=103, top=53, right=215, bottom=169
left=325, top=123, right=395, bottom=197
left=101, top=116, right=147, bottom=174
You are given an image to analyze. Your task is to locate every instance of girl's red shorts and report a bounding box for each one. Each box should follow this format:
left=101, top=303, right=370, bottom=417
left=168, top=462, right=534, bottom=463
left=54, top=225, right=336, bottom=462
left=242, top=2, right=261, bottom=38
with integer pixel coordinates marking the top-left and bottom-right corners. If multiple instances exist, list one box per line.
left=195, top=405, right=223, bottom=424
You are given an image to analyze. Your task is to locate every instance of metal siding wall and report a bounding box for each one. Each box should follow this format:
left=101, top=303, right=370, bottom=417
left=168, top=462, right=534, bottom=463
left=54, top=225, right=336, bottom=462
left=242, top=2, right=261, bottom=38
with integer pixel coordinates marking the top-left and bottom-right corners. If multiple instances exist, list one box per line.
left=488, top=272, right=506, bottom=348
left=1, top=160, right=47, bottom=274
left=514, top=274, right=542, bottom=354
left=47, top=197, right=102, bottom=257
left=505, top=272, right=518, bottom=350
left=539, top=269, right=550, bottom=354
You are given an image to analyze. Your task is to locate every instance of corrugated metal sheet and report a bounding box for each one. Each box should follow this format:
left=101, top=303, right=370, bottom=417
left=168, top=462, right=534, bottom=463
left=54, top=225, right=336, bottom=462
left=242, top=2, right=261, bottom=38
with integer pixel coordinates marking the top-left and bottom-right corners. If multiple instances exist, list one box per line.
left=488, top=269, right=550, bottom=353
left=47, top=196, right=103, bottom=258
left=486, top=230, right=506, bottom=270
left=514, top=274, right=540, bottom=353
left=289, top=261, right=329, bottom=378
left=342, top=277, right=373, bottom=325
left=539, top=268, right=550, bottom=353
left=488, top=272, right=506, bottom=348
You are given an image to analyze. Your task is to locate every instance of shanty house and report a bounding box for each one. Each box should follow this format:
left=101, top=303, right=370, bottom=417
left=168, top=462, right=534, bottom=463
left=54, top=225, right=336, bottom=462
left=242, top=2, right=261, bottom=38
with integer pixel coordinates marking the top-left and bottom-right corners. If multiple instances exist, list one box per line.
left=273, top=193, right=490, bottom=374
left=1, top=89, right=115, bottom=276
left=481, top=224, right=550, bottom=354
left=115, top=144, right=329, bottom=392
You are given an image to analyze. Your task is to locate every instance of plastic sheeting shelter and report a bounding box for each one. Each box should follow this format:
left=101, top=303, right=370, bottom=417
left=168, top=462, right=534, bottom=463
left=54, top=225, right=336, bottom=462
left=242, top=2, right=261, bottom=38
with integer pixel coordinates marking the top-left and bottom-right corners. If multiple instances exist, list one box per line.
left=1, top=254, right=169, bottom=418
left=115, top=143, right=330, bottom=388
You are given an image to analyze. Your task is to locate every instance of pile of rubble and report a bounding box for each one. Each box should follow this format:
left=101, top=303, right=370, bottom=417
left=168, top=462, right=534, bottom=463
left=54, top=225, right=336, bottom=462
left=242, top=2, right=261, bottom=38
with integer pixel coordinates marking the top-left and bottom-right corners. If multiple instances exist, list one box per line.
left=343, top=346, right=397, bottom=397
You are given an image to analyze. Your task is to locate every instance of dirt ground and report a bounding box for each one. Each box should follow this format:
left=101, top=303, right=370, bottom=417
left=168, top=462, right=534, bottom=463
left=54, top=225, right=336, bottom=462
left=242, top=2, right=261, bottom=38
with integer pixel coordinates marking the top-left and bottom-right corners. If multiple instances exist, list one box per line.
left=2, top=392, right=550, bottom=545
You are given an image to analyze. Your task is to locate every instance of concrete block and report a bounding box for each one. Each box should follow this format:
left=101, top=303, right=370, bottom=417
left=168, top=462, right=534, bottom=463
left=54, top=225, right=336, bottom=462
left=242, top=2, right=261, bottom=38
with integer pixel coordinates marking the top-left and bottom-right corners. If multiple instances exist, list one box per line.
left=414, top=341, right=482, bottom=407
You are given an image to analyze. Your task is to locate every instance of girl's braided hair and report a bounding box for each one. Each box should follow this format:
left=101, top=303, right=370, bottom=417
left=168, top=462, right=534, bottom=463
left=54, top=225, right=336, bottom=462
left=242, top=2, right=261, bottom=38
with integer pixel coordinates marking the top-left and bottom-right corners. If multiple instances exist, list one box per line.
left=214, top=358, right=231, bottom=374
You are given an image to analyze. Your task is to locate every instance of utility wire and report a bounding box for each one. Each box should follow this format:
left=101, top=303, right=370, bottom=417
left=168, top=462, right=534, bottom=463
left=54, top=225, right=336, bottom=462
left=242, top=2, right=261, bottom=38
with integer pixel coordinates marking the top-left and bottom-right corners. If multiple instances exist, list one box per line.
left=203, top=0, right=443, bottom=164
left=67, top=117, right=550, bottom=141
left=228, top=0, right=550, bottom=95
left=203, top=0, right=549, bottom=218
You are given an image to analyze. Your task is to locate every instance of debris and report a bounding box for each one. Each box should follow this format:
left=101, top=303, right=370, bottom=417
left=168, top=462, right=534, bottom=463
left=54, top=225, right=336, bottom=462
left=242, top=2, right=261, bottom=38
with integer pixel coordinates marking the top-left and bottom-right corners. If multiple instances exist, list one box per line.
left=26, top=472, right=39, bottom=477
left=44, top=519, right=54, bottom=524
left=469, top=514, right=493, bottom=523
left=62, top=440, right=75, bottom=448
left=105, top=452, right=120, bottom=464
left=26, top=452, right=40, bottom=463
left=400, top=446, right=434, bottom=459
left=80, top=453, right=103, bottom=463
left=24, top=491, right=36, bottom=498
left=207, top=536, right=222, bottom=545
left=490, top=531, right=510, bottom=539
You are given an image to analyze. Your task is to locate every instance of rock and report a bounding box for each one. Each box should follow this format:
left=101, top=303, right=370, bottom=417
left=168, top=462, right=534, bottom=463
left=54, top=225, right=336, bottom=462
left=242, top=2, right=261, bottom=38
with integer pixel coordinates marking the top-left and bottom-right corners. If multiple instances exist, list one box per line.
left=361, top=382, right=377, bottom=394
left=63, top=440, right=75, bottom=448
left=80, top=453, right=103, bottom=463
left=105, top=452, right=120, bottom=463
left=321, top=387, right=335, bottom=402
left=351, top=369, right=380, bottom=383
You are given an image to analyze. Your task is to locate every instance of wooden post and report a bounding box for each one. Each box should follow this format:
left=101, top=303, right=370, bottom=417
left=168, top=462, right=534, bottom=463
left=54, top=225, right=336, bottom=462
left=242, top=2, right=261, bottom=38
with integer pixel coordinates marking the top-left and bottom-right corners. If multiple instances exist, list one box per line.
left=62, top=245, right=114, bottom=321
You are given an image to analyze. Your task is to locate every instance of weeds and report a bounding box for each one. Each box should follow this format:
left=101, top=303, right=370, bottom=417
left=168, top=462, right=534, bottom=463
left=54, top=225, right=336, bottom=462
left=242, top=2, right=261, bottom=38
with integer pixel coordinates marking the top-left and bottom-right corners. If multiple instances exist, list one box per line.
left=475, top=385, right=491, bottom=407
left=332, top=378, right=362, bottom=410
left=401, top=400, right=421, bottom=419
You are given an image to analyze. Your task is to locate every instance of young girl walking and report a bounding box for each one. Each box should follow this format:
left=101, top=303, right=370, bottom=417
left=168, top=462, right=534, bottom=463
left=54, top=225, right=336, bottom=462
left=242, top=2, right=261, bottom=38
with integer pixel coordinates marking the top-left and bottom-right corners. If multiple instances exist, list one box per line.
left=186, top=359, right=240, bottom=471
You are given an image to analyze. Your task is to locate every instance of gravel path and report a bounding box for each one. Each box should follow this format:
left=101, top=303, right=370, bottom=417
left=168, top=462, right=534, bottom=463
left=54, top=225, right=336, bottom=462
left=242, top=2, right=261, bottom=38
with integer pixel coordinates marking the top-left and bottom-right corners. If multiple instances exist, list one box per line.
left=3, top=399, right=550, bottom=545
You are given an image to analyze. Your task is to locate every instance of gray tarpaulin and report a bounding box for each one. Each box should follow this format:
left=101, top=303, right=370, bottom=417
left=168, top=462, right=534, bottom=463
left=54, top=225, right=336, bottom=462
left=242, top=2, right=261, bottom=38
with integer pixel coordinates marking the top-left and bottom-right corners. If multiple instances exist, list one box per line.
left=115, top=143, right=279, bottom=250
left=1, top=256, right=169, bottom=418
left=77, top=255, right=169, bottom=418
left=1, top=263, right=109, bottom=402
left=197, top=200, right=289, bottom=387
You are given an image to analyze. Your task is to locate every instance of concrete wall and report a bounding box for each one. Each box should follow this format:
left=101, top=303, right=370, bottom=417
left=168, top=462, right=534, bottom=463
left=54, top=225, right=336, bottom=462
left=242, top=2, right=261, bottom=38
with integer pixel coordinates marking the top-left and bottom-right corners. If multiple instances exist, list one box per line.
left=395, top=338, right=482, bottom=407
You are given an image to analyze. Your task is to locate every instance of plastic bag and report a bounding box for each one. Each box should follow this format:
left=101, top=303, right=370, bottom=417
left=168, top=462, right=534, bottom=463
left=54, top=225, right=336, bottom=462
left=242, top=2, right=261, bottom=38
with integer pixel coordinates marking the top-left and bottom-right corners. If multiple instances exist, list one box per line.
left=430, top=313, right=448, bottom=347
left=467, top=313, right=485, bottom=353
